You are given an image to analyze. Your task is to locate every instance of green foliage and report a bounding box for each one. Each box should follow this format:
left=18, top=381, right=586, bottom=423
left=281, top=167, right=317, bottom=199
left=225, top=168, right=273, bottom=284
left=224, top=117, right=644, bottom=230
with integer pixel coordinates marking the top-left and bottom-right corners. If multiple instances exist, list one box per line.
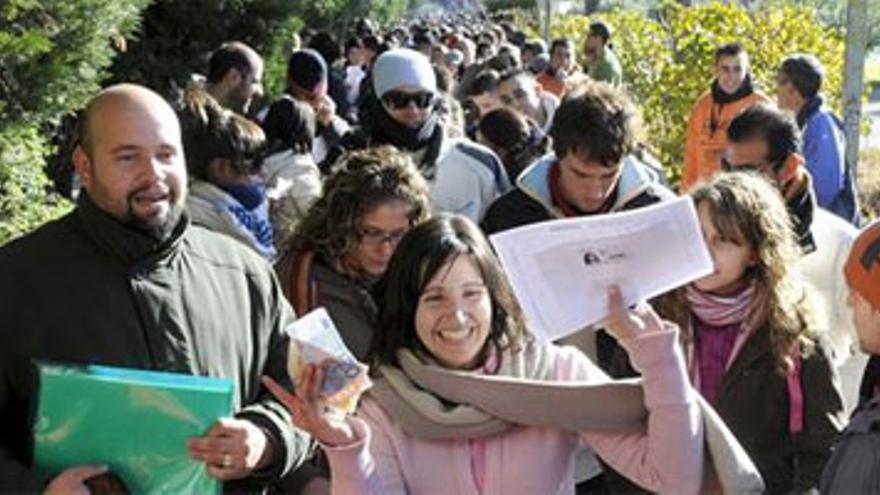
left=867, top=56, right=880, bottom=83
left=858, top=147, right=880, bottom=221
left=109, top=0, right=414, bottom=101
left=0, top=125, right=70, bottom=242
left=263, top=16, right=305, bottom=101
left=0, top=0, right=149, bottom=244
left=513, top=2, right=845, bottom=185
left=484, top=0, right=537, bottom=11
left=750, top=0, right=880, bottom=49
left=108, top=0, right=306, bottom=99
left=368, top=0, right=413, bottom=25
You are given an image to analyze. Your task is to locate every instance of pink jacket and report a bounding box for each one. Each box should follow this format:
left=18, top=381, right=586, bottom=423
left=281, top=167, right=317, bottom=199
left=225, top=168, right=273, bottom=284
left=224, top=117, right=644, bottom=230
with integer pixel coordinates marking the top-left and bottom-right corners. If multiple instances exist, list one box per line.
left=322, top=329, right=703, bottom=494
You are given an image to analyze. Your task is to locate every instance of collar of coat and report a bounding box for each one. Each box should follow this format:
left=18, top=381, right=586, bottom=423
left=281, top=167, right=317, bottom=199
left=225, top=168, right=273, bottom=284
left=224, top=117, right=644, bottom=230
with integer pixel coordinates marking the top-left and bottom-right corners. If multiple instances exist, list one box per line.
left=75, top=192, right=188, bottom=267
left=515, top=153, right=670, bottom=218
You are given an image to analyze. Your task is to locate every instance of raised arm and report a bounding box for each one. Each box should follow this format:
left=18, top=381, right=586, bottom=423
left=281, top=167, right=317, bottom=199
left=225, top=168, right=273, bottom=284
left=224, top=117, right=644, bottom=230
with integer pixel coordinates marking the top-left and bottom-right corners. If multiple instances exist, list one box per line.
left=580, top=287, right=703, bottom=494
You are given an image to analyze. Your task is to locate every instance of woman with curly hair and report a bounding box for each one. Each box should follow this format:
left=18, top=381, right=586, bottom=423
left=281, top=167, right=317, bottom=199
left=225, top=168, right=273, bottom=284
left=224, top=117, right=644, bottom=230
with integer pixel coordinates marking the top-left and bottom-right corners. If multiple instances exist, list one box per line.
left=656, top=171, right=845, bottom=493
left=275, top=145, right=431, bottom=359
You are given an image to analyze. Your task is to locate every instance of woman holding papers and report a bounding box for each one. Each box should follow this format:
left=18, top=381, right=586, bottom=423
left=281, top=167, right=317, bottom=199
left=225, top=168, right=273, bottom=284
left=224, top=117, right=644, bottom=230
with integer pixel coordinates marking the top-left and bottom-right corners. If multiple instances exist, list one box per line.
left=267, top=214, right=704, bottom=494
left=656, top=172, right=844, bottom=493
left=276, top=146, right=431, bottom=359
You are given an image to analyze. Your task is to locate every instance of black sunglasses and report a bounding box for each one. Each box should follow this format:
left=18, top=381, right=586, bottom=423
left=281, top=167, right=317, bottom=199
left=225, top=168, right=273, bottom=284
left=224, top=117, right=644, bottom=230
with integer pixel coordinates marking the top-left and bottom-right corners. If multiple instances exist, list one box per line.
left=381, top=91, right=435, bottom=110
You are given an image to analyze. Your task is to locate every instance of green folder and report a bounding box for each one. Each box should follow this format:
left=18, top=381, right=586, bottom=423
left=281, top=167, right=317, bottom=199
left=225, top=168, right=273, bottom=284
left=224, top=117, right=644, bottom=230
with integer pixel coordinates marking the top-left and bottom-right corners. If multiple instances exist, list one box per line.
left=33, top=362, right=233, bottom=494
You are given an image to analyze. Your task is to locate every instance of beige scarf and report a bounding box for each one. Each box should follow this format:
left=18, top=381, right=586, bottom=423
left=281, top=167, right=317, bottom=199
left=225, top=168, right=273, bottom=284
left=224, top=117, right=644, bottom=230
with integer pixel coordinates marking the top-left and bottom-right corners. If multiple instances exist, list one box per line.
left=369, top=340, right=764, bottom=494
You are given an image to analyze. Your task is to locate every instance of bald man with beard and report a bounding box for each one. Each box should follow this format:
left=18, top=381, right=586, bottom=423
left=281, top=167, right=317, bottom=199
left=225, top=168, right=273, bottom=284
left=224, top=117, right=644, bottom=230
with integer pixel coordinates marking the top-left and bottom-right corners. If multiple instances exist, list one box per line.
left=0, top=84, right=310, bottom=492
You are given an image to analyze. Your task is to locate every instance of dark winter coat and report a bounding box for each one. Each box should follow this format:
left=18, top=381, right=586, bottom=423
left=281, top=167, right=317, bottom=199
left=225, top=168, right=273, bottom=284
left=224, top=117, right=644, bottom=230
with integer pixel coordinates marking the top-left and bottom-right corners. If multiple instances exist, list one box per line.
left=0, top=194, right=311, bottom=491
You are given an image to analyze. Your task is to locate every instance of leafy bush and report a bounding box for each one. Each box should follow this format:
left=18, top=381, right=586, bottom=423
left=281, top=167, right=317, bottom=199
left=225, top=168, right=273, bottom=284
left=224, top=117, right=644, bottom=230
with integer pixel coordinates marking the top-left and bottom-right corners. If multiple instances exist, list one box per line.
left=512, top=2, right=846, bottom=185
left=858, top=147, right=880, bottom=221
left=0, top=0, right=150, bottom=245
left=108, top=0, right=306, bottom=100
left=262, top=16, right=305, bottom=101
left=109, top=0, right=414, bottom=102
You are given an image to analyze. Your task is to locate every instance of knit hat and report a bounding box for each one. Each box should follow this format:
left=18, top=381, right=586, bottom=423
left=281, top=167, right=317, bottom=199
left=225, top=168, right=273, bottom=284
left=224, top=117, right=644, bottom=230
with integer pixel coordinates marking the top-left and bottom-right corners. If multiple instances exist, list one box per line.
left=372, top=48, right=436, bottom=98
left=845, top=220, right=880, bottom=311
left=287, top=49, right=327, bottom=97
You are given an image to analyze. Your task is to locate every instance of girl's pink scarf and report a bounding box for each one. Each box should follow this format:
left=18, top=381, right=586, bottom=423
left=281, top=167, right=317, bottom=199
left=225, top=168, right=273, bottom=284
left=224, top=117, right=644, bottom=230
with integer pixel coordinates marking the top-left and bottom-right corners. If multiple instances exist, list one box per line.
left=683, top=282, right=763, bottom=387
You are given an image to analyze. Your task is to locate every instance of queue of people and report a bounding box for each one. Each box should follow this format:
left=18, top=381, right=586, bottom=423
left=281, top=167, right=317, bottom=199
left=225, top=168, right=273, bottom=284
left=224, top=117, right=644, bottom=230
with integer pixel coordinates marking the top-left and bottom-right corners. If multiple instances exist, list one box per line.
left=1, top=9, right=878, bottom=495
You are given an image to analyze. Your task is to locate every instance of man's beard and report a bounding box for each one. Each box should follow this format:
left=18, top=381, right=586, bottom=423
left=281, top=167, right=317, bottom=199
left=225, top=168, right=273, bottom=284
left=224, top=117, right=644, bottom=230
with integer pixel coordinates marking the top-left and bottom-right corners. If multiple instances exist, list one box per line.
left=122, top=196, right=185, bottom=242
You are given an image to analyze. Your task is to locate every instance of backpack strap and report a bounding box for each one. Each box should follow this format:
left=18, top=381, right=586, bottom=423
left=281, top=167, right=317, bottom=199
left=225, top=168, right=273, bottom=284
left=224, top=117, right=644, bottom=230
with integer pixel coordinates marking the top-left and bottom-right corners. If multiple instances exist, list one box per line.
left=788, top=351, right=804, bottom=436
left=288, top=250, right=318, bottom=317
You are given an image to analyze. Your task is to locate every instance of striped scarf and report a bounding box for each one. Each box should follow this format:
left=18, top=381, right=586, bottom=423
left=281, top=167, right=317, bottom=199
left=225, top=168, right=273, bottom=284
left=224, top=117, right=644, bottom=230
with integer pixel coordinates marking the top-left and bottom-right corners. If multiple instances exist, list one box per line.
left=684, top=283, right=755, bottom=327
left=683, top=282, right=762, bottom=398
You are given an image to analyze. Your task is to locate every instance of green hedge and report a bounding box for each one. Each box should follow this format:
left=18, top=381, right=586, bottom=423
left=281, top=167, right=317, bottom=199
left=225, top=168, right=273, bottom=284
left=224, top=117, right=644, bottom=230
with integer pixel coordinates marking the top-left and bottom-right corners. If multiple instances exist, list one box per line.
left=109, top=0, right=415, bottom=101
left=0, top=0, right=150, bottom=245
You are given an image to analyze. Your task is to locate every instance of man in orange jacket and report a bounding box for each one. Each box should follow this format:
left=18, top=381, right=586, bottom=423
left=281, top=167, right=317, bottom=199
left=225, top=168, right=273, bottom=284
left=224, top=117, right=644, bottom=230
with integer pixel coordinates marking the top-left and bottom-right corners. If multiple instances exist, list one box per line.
left=681, top=43, right=769, bottom=192
left=536, top=38, right=578, bottom=98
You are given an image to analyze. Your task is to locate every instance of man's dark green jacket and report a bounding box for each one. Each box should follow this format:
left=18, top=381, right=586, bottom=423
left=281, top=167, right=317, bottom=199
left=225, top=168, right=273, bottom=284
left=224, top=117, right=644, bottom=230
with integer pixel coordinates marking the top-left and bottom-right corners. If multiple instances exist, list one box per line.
left=0, top=194, right=311, bottom=491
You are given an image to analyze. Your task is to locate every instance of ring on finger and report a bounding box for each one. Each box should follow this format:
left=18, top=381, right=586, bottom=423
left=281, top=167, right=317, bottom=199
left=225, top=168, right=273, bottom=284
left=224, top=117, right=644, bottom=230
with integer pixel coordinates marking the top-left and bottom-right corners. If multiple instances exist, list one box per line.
left=222, top=452, right=233, bottom=468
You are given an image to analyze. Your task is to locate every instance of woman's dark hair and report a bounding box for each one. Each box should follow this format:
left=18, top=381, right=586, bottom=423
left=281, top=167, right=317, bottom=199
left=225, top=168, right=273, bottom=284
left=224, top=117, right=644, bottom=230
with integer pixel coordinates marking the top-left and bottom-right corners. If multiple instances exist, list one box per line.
left=261, top=97, right=315, bottom=155
left=369, top=215, right=529, bottom=370
left=179, top=89, right=265, bottom=180
left=478, top=108, right=549, bottom=179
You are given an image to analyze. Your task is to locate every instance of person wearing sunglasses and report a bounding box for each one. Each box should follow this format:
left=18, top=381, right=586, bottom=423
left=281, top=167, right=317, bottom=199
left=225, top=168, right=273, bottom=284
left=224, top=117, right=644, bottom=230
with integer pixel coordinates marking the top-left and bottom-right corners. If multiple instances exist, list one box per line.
left=322, top=48, right=510, bottom=223
left=724, top=103, right=860, bottom=372
left=494, top=68, right=559, bottom=133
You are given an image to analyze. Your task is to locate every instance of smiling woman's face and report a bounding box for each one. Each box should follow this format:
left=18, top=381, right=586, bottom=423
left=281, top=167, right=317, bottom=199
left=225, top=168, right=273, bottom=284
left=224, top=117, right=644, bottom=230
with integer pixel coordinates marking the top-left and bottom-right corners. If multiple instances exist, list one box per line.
left=414, top=255, right=492, bottom=370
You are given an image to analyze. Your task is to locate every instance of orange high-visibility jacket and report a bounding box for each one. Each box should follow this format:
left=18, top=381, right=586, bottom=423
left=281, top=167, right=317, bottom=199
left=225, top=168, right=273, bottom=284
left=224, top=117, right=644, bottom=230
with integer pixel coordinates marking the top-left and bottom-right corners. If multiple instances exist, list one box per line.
left=680, top=90, right=770, bottom=192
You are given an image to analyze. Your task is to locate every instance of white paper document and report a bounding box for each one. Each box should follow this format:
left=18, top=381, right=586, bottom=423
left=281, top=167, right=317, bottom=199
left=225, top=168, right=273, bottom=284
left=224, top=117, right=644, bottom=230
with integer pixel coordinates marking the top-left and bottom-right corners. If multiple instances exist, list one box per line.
left=489, top=196, right=713, bottom=341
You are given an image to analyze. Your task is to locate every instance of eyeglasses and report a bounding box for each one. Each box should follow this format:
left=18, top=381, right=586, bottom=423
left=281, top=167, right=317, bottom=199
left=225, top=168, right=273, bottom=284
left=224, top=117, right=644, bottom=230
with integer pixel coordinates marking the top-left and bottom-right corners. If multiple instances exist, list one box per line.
left=381, top=91, right=435, bottom=110
left=357, top=226, right=409, bottom=246
left=499, top=88, right=529, bottom=106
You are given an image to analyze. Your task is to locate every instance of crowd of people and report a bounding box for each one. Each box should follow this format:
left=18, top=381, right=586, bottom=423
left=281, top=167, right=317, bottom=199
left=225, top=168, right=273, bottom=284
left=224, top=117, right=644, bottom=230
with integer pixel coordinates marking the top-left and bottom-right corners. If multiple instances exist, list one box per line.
left=1, top=8, right=878, bottom=495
